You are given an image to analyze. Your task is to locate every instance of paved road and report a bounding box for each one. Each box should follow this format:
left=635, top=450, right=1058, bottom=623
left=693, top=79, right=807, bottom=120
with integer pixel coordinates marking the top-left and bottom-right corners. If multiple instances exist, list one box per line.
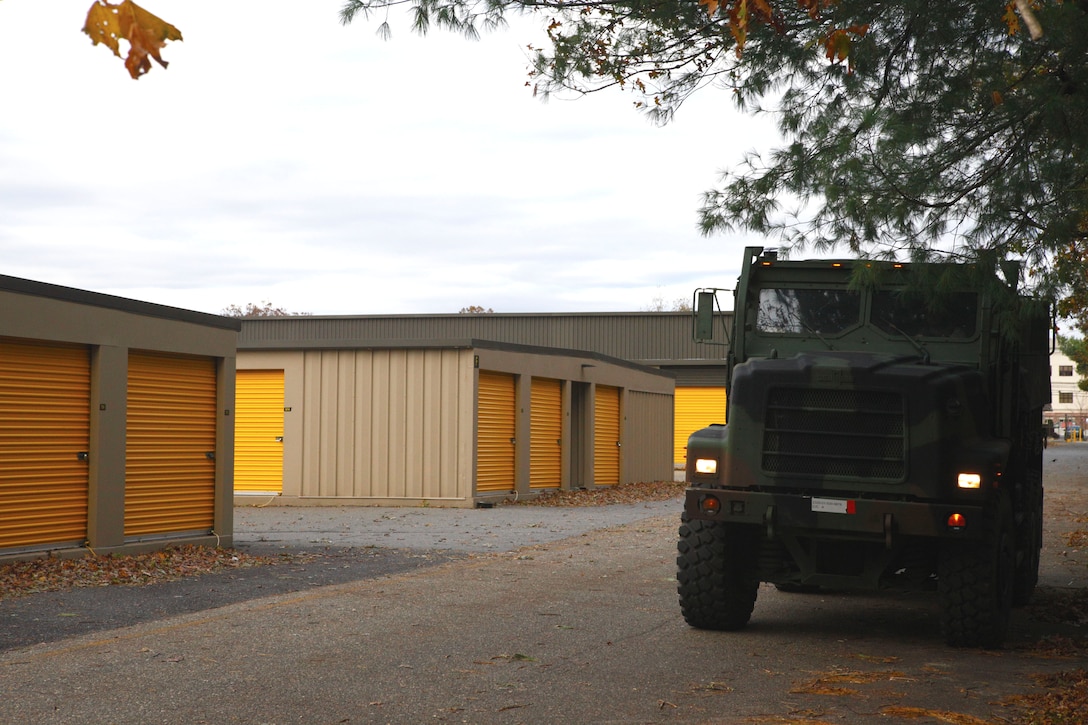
left=1, top=448, right=1085, bottom=724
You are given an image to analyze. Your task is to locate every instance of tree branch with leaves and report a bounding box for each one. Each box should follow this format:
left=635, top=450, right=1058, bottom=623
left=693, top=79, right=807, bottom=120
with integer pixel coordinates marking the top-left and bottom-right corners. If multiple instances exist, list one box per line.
left=341, top=0, right=1088, bottom=328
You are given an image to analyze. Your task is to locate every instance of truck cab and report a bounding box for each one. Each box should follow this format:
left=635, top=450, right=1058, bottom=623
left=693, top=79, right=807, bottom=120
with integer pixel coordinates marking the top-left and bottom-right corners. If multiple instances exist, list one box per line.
left=678, top=247, right=1050, bottom=647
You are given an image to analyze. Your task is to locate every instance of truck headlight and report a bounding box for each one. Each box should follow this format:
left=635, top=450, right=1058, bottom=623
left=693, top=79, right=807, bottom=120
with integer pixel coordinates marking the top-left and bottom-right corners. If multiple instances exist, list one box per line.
left=695, top=458, right=718, bottom=475
left=957, top=473, right=982, bottom=489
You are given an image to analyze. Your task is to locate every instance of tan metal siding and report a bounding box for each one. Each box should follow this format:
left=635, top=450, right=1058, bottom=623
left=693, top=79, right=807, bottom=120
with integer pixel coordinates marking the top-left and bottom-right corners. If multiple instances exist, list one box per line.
left=625, top=391, right=674, bottom=483
left=593, top=384, right=621, bottom=486
left=298, top=348, right=473, bottom=500
left=125, top=351, right=217, bottom=537
left=234, top=369, right=284, bottom=494
left=530, top=377, right=562, bottom=489
left=0, top=338, right=90, bottom=549
left=477, top=370, right=516, bottom=492
left=673, top=387, right=727, bottom=464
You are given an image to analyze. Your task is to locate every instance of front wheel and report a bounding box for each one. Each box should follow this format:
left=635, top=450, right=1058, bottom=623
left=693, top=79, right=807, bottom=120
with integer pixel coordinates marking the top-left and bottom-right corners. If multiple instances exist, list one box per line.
left=938, top=501, right=1015, bottom=648
left=677, top=514, right=760, bottom=631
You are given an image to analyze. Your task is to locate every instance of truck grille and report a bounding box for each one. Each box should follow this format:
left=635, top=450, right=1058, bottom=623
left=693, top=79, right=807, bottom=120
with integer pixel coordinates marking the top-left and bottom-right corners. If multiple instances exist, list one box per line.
left=762, top=388, right=906, bottom=481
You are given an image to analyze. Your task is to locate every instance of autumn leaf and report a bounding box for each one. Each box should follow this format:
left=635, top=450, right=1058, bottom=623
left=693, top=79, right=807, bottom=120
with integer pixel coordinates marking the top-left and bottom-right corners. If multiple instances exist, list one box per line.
left=1002, top=1, right=1022, bottom=35
left=822, top=23, right=869, bottom=71
left=83, top=1, right=182, bottom=80
left=698, top=0, right=720, bottom=17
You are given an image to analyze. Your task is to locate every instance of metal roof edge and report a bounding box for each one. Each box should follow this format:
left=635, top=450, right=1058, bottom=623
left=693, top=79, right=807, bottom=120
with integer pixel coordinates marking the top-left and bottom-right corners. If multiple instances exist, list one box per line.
left=238, top=310, right=704, bottom=322
left=0, top=274, right=242, bottom=331
left=238, top=336, right=674, bottom=379
left=465, top=339, right=675, bottom=378
left=239, top=338, right=478, bottom=351
left=641, top=359, right=729, bottom=367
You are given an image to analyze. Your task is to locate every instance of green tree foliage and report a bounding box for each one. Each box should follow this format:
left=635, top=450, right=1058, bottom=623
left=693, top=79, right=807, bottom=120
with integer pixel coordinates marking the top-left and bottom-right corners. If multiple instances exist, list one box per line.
left=459, top=305, right=495, bottom=313
left=340, top=0, right=1088, bottom=325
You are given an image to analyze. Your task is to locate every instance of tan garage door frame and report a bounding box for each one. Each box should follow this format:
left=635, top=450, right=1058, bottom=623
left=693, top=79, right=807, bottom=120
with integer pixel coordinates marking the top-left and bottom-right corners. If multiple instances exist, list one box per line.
left=477, top=370, right=516, bottom=493
left=530, top=377, right=562, bottom=489
left=235, top=369, right=285, bottom=495
left=125, top=350, right=217, bottom=538
left=0, top=337, right=90, bottom=551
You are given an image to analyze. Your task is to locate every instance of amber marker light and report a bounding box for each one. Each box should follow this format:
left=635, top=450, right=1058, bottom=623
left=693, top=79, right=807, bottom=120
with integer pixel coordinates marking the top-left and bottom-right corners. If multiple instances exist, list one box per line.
left=947, top=513, right=967, bottom=529
left=957, top=473, right=982, bottom=489
left=700, top=495, right=721, bottom=515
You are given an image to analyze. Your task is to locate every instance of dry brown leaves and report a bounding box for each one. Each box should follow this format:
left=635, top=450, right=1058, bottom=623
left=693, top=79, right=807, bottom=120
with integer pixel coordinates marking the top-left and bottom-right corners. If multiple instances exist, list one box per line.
left=1004, top=631, right=1088, bottom=724
left=503, top=480, right=686, bottom=507
left=1025, top=587, right=1088, bottom=628
left=878, top=707, right=994, bottom=725
left=790, top=668, right=907, bottom=697
left=0, top=545, right=275, bottom=602
left=1003, top=669, right=1088, bottom=725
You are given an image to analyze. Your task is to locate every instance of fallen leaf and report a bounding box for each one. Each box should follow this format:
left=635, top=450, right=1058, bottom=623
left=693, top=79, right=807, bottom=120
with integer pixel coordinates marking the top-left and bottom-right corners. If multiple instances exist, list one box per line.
left=82, top=0, right=182, bottom=79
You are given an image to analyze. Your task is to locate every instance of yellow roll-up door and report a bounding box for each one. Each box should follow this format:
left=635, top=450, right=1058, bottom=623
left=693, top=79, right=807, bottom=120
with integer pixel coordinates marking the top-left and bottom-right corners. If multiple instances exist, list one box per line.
left=477, top=370, right=515, bottom=493
left=235, top=369, right=285, bottom=494
left=673, top=386, right=727, bottom=464
left=530, top=377, right=562, bottom=489
left=0, top=338, right=90, bottom=550
left=125, top=351, right=217, bottom=537
left=594, top=384, right=621, bottom=486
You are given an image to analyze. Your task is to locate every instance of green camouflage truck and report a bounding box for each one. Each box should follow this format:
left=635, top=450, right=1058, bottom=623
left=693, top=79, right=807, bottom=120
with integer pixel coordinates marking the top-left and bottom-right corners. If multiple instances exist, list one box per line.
left=678, top=247, right=1051, bottom=647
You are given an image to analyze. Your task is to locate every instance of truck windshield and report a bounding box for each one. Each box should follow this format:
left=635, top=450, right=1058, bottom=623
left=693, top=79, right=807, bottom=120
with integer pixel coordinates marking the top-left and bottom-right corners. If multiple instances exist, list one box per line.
left=756, top=288, right=861, bottom=335
left=871, top=290, right=978, bottom=339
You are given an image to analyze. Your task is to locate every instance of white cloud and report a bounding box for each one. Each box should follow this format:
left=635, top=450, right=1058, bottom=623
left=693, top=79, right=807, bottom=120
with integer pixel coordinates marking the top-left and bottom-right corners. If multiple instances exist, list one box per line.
left=0, top=0, right=779, bottom=316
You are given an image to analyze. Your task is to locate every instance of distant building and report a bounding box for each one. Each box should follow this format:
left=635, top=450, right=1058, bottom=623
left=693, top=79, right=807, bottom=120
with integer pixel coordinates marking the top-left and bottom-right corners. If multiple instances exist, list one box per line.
left=234, top=312, right=731, bottom=506
left=1046, top=348, right=1087, bottom=437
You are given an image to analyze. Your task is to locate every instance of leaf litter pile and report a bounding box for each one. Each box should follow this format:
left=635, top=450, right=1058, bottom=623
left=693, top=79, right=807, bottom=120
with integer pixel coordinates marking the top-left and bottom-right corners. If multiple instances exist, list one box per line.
left=0, top=545, right=277, bottom=602
left=503, top=479, right=685, bottom=507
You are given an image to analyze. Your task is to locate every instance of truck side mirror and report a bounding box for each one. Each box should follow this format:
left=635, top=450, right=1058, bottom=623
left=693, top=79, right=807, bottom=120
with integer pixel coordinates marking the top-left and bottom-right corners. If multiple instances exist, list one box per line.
left=695, top=290, right=716, bottom=342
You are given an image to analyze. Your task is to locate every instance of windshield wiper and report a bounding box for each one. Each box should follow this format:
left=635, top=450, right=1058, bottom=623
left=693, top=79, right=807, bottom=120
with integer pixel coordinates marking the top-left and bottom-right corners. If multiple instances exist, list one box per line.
left=880, top=318, right=931, bottom=364
left=795, top=317, right=835, bottom=350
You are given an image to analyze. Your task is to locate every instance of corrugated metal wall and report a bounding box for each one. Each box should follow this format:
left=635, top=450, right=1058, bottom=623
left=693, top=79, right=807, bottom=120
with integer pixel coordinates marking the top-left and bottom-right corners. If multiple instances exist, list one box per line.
left=530, top=377, right=562, bottom=489
left=239, top=312, right=732, bottom=364
left=667, top=366, right=729, bottom=387
left=0, top=338, right=90, bottom=550
left=624, top=391, right=674, bottom=483
left=299, top=348, right=473, bottom=500
left=593, top=385, right=621, bottom=485
left=235, top=369, right=285, bottom=494
left=125, top=351, right=218, bottom=537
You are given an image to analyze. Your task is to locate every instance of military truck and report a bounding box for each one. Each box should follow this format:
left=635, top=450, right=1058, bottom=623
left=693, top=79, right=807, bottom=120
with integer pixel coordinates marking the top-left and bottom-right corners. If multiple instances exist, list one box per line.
left=678, top=247, right=1051, bottom=647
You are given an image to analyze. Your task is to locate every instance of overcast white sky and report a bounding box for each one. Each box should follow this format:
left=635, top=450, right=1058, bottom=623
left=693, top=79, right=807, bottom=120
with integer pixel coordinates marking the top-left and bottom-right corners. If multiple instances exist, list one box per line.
left=0, top=0, right=778, bottom=316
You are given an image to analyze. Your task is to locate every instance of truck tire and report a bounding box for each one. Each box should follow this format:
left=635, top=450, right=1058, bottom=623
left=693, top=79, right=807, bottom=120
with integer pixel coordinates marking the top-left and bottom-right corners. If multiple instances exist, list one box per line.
left=1013, top=482, right=1043, bottom=606
left=677, top=514, right=759, bottom=631
left=938, top=502, right=1014, bottom=648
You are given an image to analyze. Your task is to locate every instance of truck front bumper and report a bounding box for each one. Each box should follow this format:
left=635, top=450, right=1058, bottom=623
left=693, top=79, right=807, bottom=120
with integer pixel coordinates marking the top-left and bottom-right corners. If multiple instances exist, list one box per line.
left=684, top=487, right=987, bottom=542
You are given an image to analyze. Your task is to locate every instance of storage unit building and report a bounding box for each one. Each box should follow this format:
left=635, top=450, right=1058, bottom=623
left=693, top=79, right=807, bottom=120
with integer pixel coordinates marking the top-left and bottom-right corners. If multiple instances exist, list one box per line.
left=0, top=275, right=240, bottom=561
left=236, top=338, right=674, bottom=507
left=239, top=312, right=732, bottom=467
